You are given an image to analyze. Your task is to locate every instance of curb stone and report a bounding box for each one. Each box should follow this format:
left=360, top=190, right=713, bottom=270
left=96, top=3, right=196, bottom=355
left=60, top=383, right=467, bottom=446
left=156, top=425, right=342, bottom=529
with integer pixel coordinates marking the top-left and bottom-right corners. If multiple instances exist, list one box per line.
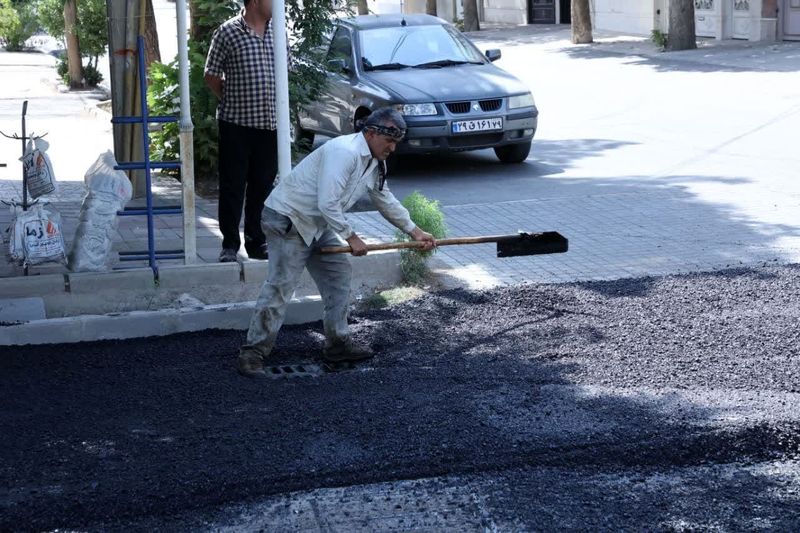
left=0, top=295, right=322, bottom=346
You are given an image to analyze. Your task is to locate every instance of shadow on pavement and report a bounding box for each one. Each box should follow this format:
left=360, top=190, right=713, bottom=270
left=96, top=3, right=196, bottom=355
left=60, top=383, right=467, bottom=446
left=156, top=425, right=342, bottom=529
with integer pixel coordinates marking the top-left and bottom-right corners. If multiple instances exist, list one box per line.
left=558, top=42, right=800, bottom=73
left=393, top=138, right=635, bottom=181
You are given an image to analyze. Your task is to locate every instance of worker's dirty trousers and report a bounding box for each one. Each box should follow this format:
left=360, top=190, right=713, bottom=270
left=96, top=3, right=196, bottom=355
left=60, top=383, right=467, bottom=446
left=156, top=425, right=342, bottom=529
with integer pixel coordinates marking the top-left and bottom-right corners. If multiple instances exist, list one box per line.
left=242, top=207, right=352, bottom=356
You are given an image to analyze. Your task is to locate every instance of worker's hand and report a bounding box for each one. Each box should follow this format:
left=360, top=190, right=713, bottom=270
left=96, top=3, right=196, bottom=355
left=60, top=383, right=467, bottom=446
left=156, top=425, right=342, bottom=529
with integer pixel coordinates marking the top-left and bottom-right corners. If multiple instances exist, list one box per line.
left=346, top=233, right=368, bottom=256
left=410, top=227, right=436, bottom=251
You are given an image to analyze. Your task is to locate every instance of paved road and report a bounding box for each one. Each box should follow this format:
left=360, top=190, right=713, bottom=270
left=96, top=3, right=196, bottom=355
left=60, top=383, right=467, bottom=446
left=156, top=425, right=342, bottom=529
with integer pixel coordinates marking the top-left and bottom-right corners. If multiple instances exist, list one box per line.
left=2, top=24, right=800, bottom=531
left=376, top=28, right=800, bottom=288
left=2, top=265, right=799, bottom=530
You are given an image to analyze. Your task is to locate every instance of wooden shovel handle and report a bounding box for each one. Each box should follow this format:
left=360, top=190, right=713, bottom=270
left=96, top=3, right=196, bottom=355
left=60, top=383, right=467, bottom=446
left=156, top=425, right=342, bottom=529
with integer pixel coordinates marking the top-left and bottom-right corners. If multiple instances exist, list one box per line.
left=319, top=234, right=527, bottom=254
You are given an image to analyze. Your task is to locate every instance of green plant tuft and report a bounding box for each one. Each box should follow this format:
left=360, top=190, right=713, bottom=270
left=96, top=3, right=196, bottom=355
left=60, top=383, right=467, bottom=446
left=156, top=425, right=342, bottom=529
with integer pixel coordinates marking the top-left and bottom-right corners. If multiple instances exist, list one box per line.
left=395, top=191, right=447, bottom=286
left=651, top=29, right=668, bottom=50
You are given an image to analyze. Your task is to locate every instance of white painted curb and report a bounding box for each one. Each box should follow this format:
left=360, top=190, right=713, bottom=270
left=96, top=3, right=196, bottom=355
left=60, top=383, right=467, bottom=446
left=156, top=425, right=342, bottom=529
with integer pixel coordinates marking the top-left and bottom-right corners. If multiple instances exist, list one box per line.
left=0, top=296, right=322, bottom=346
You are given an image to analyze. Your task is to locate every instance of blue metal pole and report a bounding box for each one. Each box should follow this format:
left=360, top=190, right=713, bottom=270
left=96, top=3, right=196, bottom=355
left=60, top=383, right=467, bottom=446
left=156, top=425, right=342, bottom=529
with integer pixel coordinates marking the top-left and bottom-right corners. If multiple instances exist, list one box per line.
left=137, top=35, right=157, bottom=279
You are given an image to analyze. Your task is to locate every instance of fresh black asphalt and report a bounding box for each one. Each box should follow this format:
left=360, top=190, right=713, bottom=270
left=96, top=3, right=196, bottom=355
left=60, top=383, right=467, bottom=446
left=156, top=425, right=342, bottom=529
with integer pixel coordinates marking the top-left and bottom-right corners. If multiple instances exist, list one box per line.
left=2, top=265, right=799, bottom=530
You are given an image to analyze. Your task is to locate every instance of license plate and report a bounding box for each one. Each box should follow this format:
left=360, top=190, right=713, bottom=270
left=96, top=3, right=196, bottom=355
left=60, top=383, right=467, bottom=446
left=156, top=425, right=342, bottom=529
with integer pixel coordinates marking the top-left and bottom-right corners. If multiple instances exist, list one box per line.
left=451, top=117, right=503, bottom=134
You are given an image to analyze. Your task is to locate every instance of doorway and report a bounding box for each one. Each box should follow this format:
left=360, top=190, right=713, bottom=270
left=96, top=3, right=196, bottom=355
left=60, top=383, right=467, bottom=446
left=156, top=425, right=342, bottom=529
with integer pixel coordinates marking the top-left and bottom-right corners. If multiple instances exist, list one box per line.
left=784, top=0, right=800, bottom=40
left=560, top=0, right=571, bottom=24
left=731, top=0, right=751, bottom=39
left=528, top=0, right=556, bottom=24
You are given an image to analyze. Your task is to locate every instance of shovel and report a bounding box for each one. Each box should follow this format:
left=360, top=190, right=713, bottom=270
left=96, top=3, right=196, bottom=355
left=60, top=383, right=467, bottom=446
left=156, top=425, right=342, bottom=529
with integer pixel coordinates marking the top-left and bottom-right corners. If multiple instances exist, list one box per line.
left=320, top=231, right=568, bottom=258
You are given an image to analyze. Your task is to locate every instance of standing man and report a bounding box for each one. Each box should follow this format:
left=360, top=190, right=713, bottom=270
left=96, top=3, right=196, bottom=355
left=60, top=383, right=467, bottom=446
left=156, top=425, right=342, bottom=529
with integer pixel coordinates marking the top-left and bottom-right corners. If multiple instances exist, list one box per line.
left=238, top=108, right=436, bottom=377
left=204, top=0, right=277, bottom=262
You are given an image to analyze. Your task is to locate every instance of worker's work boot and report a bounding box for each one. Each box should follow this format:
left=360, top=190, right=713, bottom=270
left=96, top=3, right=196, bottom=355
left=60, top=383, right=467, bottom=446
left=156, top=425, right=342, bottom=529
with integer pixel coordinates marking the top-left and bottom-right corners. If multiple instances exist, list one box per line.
left=322, top=338, right=373, bottom=363
left=237, top=347, right=267, bottom=377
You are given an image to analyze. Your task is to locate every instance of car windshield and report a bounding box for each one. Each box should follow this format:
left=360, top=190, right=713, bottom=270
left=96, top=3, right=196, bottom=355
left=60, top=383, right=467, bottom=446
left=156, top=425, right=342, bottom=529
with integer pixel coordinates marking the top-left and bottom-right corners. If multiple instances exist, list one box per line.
left=360, top=24, right=486, bottom=70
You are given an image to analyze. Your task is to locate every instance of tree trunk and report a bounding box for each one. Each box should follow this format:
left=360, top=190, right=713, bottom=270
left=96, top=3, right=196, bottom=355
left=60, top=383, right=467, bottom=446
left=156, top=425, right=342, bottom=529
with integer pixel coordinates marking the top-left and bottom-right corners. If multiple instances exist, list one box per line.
left=666, top=0, right=696, bottom=51
left=463, top=0, right=479, bottom=31
left=143, top=0, right=161, bottom=69
left=63, top=0, right=83, bottom=88
left=357, top=0, right=368, bottom=15
left=571, top=0, right=593, bottom=44
left=426, top=0, right=437, bottom=16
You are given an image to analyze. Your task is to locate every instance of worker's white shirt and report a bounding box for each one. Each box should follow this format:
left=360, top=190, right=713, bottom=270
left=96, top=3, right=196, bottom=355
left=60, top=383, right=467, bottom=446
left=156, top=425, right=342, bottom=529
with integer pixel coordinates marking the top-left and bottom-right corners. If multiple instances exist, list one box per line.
left=266, top=132, right=416, bottom=246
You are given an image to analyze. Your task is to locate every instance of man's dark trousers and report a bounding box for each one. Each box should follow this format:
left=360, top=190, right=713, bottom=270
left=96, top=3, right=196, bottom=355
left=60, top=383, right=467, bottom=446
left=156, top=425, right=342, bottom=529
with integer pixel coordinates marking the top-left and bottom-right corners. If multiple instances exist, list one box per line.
left=218, top=119, right=278, bottom=253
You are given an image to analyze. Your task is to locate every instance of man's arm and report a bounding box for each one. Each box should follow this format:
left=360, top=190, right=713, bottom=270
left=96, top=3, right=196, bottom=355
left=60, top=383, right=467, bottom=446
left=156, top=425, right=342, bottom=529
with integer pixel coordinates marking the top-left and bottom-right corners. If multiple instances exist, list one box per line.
left=204, top=74, right=224, bottom=99
left=204, top=74, right=223, bottom=99
left=317, top=146, right=359, bottom=243
left=204, top=28, right=227, bottom=99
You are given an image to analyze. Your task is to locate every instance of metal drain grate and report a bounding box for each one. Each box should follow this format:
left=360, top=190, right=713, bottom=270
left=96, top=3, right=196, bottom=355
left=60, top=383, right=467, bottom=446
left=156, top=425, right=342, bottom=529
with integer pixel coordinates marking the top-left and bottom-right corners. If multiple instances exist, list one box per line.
left=265, top=363, right=323, bottom=378
left=264, top=361, right=366, bottom=377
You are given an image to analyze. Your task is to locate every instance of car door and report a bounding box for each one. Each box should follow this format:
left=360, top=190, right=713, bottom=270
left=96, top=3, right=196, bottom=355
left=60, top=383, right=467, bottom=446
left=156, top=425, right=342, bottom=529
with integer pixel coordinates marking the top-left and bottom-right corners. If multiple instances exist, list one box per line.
left=318, top=25, right=357, bottom=136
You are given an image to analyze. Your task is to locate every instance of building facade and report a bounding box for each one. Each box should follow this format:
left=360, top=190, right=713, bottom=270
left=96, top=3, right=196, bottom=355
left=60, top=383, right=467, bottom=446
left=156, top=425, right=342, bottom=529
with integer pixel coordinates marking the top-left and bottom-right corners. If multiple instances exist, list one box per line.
left=386, top=0, right=800, bottom=41
left=590, top=0, right=799, bottom=42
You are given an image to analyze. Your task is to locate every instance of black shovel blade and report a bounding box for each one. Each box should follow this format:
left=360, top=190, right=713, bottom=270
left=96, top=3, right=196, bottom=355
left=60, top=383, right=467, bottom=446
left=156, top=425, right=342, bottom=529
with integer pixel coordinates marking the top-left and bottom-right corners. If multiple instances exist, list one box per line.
left=496, top=231, right=568, bottom=258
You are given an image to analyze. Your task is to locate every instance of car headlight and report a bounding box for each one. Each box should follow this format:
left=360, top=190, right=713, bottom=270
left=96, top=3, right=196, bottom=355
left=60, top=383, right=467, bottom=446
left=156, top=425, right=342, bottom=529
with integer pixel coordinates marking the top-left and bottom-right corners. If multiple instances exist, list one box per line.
left=396, top=103, right=437, bottom=116
left=508, top=93, right=535, bottom=109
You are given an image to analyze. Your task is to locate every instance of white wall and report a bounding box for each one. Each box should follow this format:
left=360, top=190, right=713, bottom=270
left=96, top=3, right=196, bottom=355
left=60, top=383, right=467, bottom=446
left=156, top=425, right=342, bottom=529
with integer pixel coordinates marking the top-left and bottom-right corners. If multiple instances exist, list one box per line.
left=593, top=0, right=656, bottom=35
left=381, top=0, right=457, bottom=21
left=373, top=0, right=404, bottom=14
left=483, top=0, right=527, bottom=24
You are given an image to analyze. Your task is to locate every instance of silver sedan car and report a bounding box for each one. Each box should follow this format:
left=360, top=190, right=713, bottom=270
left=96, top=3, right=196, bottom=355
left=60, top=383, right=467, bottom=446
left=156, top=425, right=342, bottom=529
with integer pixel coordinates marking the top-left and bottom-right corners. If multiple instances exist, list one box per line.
left=296, top=14, right=539, bottom=164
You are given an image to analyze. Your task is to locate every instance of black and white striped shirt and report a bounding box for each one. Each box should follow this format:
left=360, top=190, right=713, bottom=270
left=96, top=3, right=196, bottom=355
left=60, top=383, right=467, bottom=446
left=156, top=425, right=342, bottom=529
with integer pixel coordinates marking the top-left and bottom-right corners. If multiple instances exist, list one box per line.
left=204, top=12, right=276, bottom=130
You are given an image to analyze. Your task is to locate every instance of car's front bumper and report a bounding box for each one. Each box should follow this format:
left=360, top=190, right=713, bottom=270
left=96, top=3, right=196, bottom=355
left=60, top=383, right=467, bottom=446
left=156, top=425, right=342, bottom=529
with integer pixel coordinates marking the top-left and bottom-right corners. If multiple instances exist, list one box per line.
left=397, top=106, right=538, bottom=154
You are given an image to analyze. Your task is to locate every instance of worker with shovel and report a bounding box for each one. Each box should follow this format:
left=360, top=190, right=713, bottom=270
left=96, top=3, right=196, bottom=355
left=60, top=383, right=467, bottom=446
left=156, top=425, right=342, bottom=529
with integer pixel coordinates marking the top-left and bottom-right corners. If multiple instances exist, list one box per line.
left=238, top=107, right=436, bottom=377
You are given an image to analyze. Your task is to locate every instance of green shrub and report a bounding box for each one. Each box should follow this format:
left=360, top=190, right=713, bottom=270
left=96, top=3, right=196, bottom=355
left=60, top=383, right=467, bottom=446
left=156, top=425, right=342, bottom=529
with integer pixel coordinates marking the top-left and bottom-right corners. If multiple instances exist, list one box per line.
left=56, top=55, right=68, bottom=81
left=0, top=0, right=38, bottom=51
left=147, top=42, right=223, bottom=183
left=82, top=62, right=103, bottom=86
left=56, top=55, right=104, bottom=87
left=395, top=192, right=447, bottom=285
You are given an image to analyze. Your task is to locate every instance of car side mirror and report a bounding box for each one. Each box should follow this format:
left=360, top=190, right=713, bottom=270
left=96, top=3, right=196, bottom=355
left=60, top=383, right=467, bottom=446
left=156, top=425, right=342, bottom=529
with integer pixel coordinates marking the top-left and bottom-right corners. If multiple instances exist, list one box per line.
left=485, top=49, right=501, bottom=62
left=327, top=58, right=350, bottom=74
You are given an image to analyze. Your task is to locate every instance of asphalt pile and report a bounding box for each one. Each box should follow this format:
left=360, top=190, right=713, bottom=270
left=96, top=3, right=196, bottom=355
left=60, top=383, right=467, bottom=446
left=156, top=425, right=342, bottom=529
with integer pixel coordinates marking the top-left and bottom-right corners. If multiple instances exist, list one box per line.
left=1, top=266, right=799, bottom=530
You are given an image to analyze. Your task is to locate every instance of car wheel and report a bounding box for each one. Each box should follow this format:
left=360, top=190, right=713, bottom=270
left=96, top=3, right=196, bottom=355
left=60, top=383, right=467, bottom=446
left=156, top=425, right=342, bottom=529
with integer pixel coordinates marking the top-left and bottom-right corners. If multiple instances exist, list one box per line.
left=494, top=141, right=531, bottom=164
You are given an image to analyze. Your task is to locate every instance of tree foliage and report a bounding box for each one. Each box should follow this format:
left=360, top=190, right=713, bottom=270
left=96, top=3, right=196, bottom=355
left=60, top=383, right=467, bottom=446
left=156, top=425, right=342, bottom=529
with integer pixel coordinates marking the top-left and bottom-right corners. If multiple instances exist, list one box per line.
left=0, top=0, right=22, bottom=47
left=0, top=0, right=39, bottom=51
left=38, top=0, right=107, bottom=61
left=37, top=0, right=107, bottom=86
